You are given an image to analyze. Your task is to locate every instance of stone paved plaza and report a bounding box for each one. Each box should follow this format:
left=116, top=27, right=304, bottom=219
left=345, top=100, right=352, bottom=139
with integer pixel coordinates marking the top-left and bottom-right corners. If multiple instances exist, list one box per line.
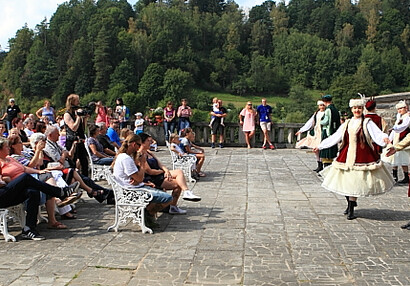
left=0, top=148, right=409, bottom=286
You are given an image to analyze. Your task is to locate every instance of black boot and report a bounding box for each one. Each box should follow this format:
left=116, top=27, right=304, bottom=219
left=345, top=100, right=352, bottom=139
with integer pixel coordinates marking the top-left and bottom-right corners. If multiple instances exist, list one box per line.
left=397, top=172, right=409, bottom=185
left=313, top=161, right=323, bottom=173
left=347, top=200, right=357, bottom=220
left=344, top=196, right=357, bottom=215
left=392, top=169, right=398, bottom=182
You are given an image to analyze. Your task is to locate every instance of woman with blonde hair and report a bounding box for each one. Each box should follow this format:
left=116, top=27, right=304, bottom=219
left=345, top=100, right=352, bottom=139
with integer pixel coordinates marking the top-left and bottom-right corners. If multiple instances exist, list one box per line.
left=63, top=94, right=89, bottom=176
left=239, top=102, right=257, bottom=149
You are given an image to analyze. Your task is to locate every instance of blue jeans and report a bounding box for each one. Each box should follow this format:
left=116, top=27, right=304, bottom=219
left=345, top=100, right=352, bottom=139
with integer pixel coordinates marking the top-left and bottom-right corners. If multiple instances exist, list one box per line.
left=94, top=157, right=114, bottom=165
left=178, top=118, right=190, bottom=134
left=163, top=120, right=176, bottom=140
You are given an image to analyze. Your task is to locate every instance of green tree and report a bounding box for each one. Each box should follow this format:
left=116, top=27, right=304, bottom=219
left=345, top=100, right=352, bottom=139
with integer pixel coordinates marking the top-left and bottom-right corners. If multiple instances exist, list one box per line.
left=162, top=68, right=194, bottom=104
left=138, top=63, right=165, bottom=107
left=93, top=26, right=114, bottom=92
left=22, top=39, right=56, bottom=99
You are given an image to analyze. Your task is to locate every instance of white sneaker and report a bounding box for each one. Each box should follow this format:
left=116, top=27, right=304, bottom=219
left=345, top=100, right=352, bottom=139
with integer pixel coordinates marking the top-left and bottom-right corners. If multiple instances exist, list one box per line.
left=169, top=205, right=187, bottom=215
left=182, top=190, right=201, bottom=202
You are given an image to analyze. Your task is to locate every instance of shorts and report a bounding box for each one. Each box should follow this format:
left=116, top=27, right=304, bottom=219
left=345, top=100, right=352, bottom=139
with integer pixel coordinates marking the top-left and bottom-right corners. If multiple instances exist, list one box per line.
left=144, top=186, right=172, bottom=204
left=260, top=121, right=271, bottom=131
left=211, top=122, right=225, bottom=135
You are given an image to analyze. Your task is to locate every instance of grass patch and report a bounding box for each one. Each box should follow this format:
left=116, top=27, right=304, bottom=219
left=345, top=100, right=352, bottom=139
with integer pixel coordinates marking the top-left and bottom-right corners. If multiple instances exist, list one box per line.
left=193, top=89, right=323, bottom=108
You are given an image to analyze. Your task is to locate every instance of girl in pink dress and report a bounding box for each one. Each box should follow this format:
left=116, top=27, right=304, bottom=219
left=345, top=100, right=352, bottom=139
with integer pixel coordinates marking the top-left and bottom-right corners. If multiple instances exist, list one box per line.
left=239, top=102, right=257, bottom=149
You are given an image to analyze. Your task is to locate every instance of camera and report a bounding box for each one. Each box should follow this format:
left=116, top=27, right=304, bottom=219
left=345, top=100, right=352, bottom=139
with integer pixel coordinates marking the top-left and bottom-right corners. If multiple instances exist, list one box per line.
left=74, top=102, right=96, bottom=116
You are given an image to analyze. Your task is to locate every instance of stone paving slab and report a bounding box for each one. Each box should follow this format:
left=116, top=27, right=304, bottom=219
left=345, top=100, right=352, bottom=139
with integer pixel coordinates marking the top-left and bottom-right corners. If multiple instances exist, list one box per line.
left=0, top=148, right=409, bottom=285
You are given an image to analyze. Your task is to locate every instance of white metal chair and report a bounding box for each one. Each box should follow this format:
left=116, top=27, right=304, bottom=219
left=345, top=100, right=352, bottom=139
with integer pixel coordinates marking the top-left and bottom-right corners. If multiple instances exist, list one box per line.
left=0, top=204, right=26, bottom=242
left=166, top=140, right=197, bottom=183
left=104, top=169, right=154, bottom=234
left=84, top=136, right=110, bottom=181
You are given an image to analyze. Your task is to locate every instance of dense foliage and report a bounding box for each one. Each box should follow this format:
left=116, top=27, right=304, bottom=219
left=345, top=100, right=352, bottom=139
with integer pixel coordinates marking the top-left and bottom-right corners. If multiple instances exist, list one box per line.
left=0, top=0, right=409, bottom=119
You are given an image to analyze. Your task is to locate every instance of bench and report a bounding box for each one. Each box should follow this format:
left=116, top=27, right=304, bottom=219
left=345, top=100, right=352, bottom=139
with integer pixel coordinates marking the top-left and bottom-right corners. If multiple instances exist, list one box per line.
left=165, top=141, right=197, bottom=183
left=104, top=170, right=154, bottom=234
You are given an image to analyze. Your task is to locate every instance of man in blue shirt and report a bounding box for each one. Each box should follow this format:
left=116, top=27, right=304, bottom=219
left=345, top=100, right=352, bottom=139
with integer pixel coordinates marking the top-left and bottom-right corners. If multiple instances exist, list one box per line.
left=106, top=120, right=121, bottom=149
left=256, top=98, right=275, bottom=149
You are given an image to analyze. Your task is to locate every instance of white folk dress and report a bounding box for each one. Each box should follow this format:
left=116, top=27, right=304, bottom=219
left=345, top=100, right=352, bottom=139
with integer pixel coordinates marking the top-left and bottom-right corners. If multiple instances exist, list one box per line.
left=319, top=118, right=394, bottom=197
left=382, top=113, right=410, bottom=166
left=296, top=110, right=325, bottom=149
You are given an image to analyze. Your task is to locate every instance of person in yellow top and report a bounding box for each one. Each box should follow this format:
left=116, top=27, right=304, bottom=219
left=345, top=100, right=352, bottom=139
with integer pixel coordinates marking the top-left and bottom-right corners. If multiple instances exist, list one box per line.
left=386, top=132, right=410, bottom=230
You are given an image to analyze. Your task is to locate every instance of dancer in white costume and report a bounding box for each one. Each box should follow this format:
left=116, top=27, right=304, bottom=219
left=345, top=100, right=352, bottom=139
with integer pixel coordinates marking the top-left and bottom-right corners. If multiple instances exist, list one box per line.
left=384, top=100, right=410, bottom=184
left=296, top=100, right=326, bottom=172
left=314, top=97, right=394, bottom=220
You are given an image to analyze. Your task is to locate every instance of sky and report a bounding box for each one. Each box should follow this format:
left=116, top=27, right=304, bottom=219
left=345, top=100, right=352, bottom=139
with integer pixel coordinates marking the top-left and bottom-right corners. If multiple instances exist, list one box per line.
left=0, top=0, right=265, bottom=51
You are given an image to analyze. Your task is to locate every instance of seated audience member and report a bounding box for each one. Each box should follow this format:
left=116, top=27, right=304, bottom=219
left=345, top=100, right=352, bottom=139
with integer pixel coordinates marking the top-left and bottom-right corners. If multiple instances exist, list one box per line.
left=107, top=120, right=121, bottom=149
left=87, top=125, right=114, bottom=165
left=169, top=133, right=198, bottom=180
left=120, top=128, right=131, bottom=142
left=23, top=118, right=34, bottom=138
left=12, top=117, right=29, bottom=146
left=96, top=122, right=117, bottom=156
left=34, top=120, right=47, bottom=133
left=180, top=128, right=206, bottom=177
left=43, top=126, right=111, bottom=203
left=0, top=137, right=78, bottom=240
left=8, top=134, right=80, bottom=226
left=0, top=121, right=8, bottom=138
left=113, top=134, right=173, bottom=227
left=139, top=133, right=201, bottom=210
left=58, top=121, right=67, bottom=147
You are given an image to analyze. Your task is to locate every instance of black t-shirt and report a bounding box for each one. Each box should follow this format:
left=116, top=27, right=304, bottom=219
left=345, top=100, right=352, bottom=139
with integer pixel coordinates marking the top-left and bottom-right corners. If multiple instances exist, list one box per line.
left=6, top=105, right=21, bottom=121
left=212, top=106, right=227, bottom=125
left=97, top=134, right=115, bottom=152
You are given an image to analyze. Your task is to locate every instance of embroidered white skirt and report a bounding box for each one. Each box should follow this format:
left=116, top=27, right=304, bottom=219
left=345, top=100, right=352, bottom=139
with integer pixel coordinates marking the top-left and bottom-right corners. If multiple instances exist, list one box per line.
left=320, top=162, right=395, bottom=197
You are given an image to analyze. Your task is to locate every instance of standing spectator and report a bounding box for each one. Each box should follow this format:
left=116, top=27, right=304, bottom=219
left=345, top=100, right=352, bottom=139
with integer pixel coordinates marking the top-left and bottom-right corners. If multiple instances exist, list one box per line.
left=115, top=98, right=130, bottom=129
left=63, top=94, right=89, bottom=177
left=1, top=98, right=22, bottom=131
left=107, top=120, right=121, bottom=149
left=257, top=98, right=275, bottom=150
left=210, top=99, right=227, bottom=148
left=35, top=100, right=56, bottom=123
left=95, top=101, right=109, bottom=126
left=319, top=95, right=340, bottom=168
left=134, top=113, right=144, bottom=135
left=209, top=97, right=224, bottom=128
left=163, top=101, right=176, bottom=140
left=239, top=101, right=257, bottom=149
left=177, top=99, right=192, bottom=133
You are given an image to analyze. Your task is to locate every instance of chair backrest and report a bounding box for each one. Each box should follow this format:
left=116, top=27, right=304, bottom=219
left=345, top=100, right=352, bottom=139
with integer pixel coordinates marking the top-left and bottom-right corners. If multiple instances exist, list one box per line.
left=83, top=136, right=94, bottom=165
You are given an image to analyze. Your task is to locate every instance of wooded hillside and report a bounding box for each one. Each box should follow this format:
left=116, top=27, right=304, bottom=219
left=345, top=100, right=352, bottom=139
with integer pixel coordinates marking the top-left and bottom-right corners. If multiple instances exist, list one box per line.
left=0, top=0, right=408, bottom=115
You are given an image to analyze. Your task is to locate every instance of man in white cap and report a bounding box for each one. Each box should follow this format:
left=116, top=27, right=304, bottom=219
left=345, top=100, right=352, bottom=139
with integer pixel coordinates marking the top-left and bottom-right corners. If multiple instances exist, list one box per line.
left=1, top=98, right=22, bottom=131
left=388, top=100, right=410, bottom=184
